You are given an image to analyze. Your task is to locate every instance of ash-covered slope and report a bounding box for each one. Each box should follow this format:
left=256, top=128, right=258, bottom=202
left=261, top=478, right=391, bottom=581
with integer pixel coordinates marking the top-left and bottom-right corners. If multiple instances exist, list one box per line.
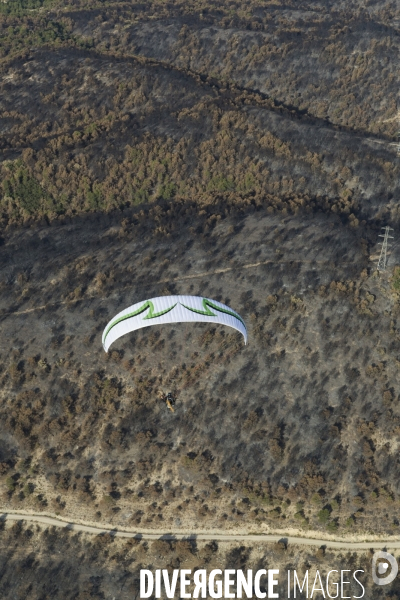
left=1, top=0, right=400, bottom=224
left=0, top=204, right=399, bottom=535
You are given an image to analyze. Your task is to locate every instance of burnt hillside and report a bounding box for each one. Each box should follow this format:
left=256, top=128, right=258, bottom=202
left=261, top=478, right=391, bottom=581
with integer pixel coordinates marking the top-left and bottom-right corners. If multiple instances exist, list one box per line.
left=0, top=203, right=400, bottom=537
left=0, top=0, right=399, bottom=225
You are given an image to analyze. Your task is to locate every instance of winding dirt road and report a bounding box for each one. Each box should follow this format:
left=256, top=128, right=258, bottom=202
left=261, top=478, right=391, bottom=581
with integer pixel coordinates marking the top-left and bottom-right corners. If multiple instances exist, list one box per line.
left=2, top=512, right=399, bottom=550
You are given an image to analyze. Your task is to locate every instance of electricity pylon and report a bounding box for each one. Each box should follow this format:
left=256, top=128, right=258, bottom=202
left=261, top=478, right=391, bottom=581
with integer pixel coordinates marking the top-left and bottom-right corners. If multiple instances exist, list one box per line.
left=377, top=226, right=394, bottom=271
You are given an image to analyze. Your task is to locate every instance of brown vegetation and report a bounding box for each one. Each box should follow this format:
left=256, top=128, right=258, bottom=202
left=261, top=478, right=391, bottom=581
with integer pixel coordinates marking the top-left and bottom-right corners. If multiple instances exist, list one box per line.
left=1, top=1, right=400, bottom=590
left=0, top=205, right=398, bottom=537
left=0, top=520, right=390, bottom=600
left=0, top=0, right=400, bottom=226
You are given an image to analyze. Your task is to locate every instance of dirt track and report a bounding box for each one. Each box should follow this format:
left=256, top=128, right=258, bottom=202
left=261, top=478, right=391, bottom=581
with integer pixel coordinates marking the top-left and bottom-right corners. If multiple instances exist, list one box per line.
left=2, top=512, right=399, bottom=550
left=7, top=257, right=356, bottom=318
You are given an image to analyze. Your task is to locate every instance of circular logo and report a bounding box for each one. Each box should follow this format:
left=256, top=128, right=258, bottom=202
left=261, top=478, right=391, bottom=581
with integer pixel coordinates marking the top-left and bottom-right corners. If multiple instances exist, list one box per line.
left=372, top=551, right=398, bottom=586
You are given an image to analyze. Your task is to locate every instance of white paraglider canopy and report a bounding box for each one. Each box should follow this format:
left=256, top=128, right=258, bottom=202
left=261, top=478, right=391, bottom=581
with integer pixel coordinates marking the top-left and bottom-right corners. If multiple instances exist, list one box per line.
left=102, top=295, right=247, bottom=351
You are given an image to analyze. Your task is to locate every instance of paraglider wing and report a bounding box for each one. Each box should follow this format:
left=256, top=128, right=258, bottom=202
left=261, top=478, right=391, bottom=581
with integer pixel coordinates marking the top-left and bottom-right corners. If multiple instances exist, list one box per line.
left=102, top=295, right=247, bottom=352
